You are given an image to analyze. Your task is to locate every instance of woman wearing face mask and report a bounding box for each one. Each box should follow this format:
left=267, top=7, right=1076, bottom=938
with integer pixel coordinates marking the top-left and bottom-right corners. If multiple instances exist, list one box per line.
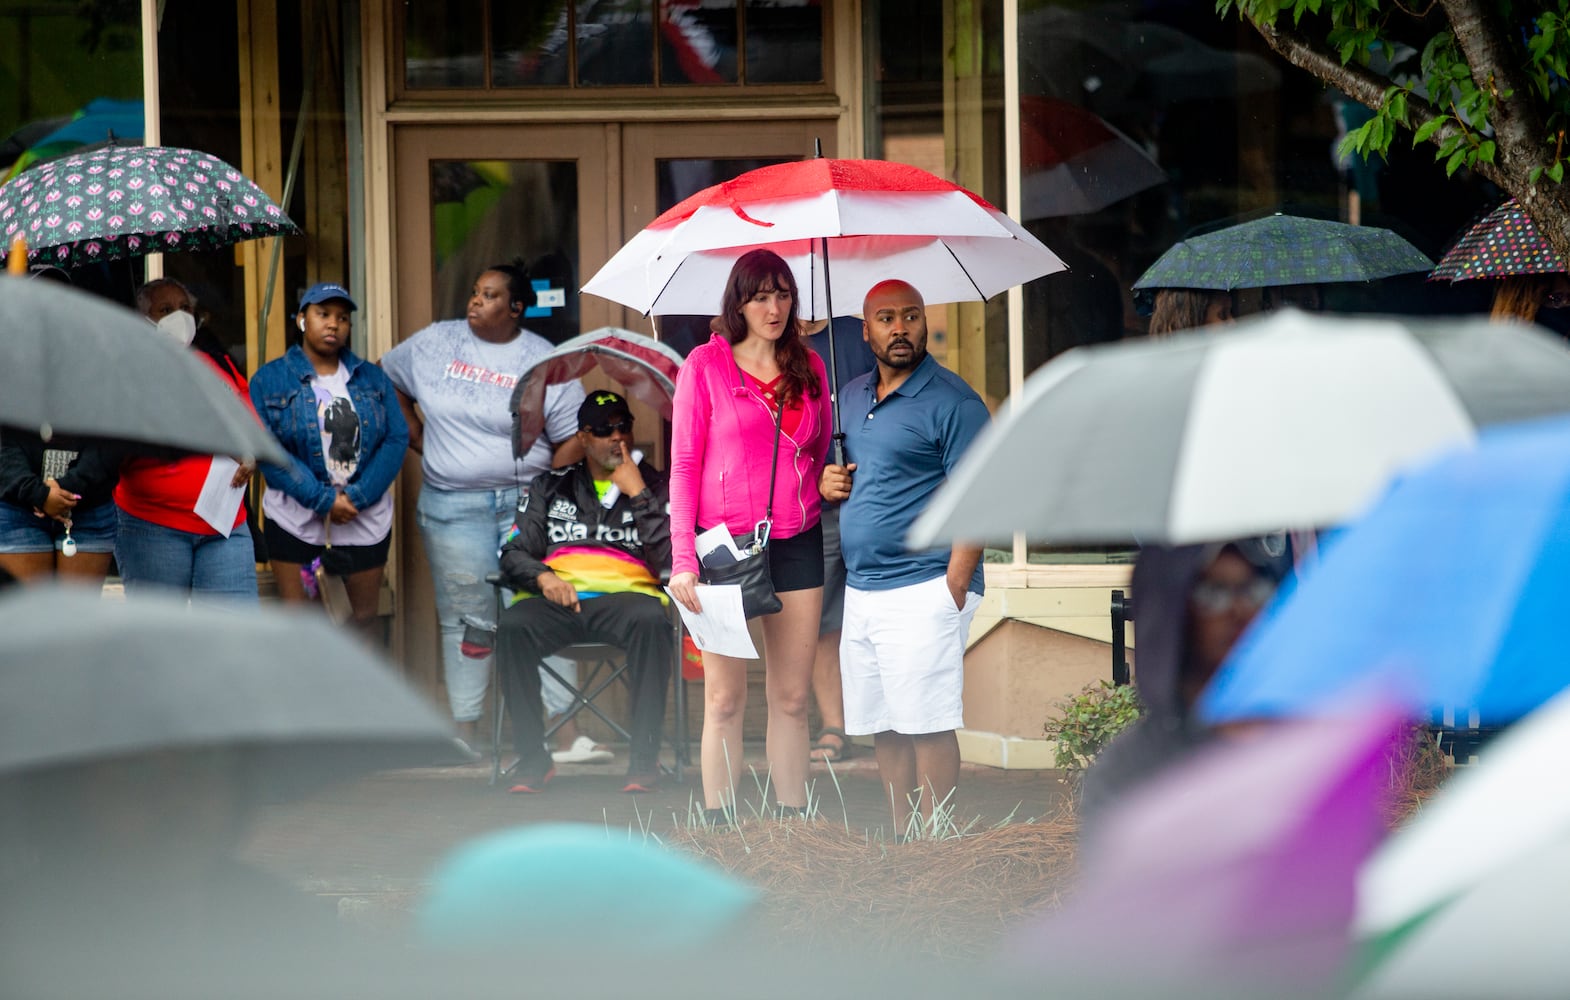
left=249, top=283, right=408, bottom=644
left=381, top=263, right=586, bottom=753
left=0, top=267, right=120, bottom=584
left=113, top=278, right=260, bottom=605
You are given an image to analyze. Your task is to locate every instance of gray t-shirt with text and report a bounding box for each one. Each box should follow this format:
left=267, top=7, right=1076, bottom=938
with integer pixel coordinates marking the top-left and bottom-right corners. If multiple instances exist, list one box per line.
left=382, top=319, right=584, bottom=491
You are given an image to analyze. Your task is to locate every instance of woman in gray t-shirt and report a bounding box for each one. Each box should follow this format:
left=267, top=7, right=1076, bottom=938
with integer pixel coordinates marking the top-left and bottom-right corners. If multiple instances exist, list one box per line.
left=382, top=264, right=585, bottom=751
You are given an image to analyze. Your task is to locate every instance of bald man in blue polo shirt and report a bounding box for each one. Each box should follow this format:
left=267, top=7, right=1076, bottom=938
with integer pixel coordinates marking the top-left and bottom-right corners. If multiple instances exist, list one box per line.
left=819, top=280, right=989, bottom=832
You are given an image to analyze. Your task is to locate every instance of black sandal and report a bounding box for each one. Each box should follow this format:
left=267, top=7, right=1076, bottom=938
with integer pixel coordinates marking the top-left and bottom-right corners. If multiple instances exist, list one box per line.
left=809, top=727, right=852, bottom=763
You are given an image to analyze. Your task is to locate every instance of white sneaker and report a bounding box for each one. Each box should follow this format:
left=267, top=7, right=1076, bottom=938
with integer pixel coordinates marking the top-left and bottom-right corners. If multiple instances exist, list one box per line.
left=551, top=734, right=615, bottom=764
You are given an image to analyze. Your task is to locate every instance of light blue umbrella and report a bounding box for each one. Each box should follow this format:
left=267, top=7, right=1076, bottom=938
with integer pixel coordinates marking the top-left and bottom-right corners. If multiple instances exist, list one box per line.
left=1200, top=413, right=1570, bottom=725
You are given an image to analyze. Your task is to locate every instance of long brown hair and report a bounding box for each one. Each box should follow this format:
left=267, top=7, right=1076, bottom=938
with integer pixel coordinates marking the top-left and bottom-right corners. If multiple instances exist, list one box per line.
left=717, top=249, right=821, bottom=407
left=1149, top=287, right=1232, bottom=337
left=1491, top=275, right=1544, bottom=323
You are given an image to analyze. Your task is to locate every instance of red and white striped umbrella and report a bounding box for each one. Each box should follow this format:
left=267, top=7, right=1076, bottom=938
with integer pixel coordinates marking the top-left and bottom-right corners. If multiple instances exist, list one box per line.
left=582, top=158, right=1066, bottom=319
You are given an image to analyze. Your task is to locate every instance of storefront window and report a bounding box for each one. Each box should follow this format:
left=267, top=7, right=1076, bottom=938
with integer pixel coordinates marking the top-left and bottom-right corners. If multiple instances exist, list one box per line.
left=744, top=0, right=823, bottom=84
left=492, top=1, right=572, bottom=87
left=404, top=0, right=486, bottom=88
left=400, top=0, right=826, bottom=93
left=0, top=2, right=143, bottom=304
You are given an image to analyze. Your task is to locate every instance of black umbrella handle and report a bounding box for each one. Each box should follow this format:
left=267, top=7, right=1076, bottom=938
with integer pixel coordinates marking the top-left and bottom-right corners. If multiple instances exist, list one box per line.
left=819, top=235, right=847, bottom=469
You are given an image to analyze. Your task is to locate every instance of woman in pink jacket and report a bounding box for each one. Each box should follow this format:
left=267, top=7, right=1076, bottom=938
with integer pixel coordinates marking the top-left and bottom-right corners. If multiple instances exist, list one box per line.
left=669, top=249, right=833, bottom=820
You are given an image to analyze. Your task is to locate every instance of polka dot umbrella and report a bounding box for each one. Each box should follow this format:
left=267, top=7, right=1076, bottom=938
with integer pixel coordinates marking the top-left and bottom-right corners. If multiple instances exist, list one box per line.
left=0, top=145, right=298, bottom=269
left=1430, top=197, right=1565, bottom=281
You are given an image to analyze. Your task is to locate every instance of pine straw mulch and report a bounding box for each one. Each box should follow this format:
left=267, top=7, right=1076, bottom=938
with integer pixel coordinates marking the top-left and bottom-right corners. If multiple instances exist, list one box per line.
left=672, top=810, right=1079, bottom=961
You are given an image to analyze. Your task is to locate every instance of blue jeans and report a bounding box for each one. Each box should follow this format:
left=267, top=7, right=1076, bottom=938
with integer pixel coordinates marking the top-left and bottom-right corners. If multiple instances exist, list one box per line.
left=0, top=500, right=117, bottom=554
left=416, top=484, right=577, bottom=724
left=115, top=509, right=258, bottom=606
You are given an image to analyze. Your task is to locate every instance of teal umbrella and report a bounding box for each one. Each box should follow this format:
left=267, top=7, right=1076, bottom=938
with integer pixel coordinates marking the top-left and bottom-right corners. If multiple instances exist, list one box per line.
left=1133, top=213, right=1433, bottom=291
left=0, top=144, right=298, bottom=269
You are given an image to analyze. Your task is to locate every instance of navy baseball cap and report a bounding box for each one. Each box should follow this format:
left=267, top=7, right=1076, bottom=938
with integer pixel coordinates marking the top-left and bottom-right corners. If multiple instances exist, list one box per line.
left=299, top=281, right=358, bottom=311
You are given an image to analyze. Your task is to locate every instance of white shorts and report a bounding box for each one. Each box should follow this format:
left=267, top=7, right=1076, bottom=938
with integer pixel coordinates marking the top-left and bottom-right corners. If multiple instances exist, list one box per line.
left=840, top=575, right=981, bottom=736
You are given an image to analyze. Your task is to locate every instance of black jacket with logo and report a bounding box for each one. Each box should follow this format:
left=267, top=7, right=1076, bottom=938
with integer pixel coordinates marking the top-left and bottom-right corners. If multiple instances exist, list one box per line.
left=499, top=459, right=670, bottom=598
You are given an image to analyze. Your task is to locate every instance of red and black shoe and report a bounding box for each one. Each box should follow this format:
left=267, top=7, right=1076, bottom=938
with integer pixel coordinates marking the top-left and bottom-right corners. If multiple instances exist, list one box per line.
left=508, top=766, right=555, bottom=794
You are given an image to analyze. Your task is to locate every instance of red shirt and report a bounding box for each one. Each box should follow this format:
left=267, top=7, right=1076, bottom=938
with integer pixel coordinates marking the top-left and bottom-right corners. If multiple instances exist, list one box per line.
left=114, top=353, right=256, bottom=535
left=742, top=370, right=805, bottom=438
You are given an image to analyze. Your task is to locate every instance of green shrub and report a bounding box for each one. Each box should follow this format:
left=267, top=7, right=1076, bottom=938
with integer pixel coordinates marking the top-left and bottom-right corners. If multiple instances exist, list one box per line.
left=1043, top=681, right=1144, bottom=771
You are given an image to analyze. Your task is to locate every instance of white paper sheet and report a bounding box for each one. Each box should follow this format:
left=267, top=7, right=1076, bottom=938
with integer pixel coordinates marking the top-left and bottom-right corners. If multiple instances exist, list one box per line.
left=665, top=584, right=757, bottom=659
left=194, top=457, right=248, bottom=537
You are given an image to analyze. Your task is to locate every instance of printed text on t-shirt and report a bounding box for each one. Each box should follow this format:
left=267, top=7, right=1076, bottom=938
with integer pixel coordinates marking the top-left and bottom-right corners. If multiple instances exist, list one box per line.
left=443, top=359, right=517, bottom=389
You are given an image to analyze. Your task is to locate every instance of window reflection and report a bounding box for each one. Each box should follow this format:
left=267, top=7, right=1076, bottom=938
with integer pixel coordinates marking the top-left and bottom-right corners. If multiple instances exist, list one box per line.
left=404, top=0, right=486, bottom=88
left=577, top=0, right=655, bottom=87
left=491, top=1, right=571, bottom=87
left=660, top=0, right=737, bottom=85
left=745, top=0, right=823, bottom=84
left=430, top=160, right=581, bottom=346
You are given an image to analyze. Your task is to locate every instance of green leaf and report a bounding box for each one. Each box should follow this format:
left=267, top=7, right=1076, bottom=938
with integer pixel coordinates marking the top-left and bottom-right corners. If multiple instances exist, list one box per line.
left=1532, top=165, right=1546, bottom=185
left=1386, top=90, right=1408, bottom=125
left=1477, top=140, right=1497, bottom=164
left=1446, top=147, right=1468, bottom=176
left=1550, top=161, right=1567, bottom=184
left=1413, top=116, right=1448, bottom=145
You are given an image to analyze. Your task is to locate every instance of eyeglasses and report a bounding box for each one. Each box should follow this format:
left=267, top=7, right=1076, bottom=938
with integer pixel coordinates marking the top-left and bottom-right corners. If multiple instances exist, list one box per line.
left=1190, top=577, right=1276, bottom=615
left=584, top=419, right=633, bottom=438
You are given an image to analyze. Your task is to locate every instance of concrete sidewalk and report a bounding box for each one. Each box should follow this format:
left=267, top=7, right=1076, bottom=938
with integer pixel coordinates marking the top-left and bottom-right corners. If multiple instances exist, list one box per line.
left=241, top=746, right=1066, bottom=896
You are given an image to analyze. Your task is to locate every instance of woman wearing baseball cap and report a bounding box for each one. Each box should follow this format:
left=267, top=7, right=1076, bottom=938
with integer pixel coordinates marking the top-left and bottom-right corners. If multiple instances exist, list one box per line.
left=249, top=282, right=409, bottom=642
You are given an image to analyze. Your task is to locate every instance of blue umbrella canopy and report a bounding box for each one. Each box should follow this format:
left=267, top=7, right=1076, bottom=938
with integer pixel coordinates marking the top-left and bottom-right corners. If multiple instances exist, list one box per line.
left=1201, top=412, right=1570, bottom=725
left=1133, top=213, right=1433, bottom=291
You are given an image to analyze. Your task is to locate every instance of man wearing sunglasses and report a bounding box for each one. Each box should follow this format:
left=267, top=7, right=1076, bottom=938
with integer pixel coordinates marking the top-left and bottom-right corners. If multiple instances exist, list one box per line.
left=496, top=391, right=673, bottom=794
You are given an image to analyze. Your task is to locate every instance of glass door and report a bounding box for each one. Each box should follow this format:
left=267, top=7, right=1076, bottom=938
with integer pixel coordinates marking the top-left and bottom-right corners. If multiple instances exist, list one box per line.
left=390, top=124, right=613, bottom=698
left=393, top=124, right=614, bottom=345
left=615, top=121, right=837, bottom=352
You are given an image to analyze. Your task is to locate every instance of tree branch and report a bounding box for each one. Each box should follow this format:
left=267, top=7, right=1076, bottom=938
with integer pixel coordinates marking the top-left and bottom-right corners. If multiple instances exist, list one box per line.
left=1244, top=13, right=1509, bottom=190
left=1437, top=0, right=1550, bottom=169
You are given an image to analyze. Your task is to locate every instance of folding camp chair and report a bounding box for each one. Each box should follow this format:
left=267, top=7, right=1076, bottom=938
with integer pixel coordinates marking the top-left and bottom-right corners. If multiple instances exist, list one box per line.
left=483, top=571, right=689, bottom=786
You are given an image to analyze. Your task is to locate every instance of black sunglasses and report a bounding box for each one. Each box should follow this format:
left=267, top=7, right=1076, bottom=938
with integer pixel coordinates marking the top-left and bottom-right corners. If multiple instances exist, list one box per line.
left=584, top=419, right=634, bottom=438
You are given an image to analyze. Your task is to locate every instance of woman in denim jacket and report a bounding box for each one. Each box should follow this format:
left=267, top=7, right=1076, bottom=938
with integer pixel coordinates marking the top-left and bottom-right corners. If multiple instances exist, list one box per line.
left=250, top=282, right=408, bottom=642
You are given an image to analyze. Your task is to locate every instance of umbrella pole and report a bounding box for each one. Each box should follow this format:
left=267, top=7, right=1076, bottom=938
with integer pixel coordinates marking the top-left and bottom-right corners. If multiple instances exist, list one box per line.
left=820, top=236, right=847, bottom=466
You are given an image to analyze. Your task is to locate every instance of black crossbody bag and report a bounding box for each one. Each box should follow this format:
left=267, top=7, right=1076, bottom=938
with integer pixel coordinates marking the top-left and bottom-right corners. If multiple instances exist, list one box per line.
left=699, top=398, right=785, bottom=619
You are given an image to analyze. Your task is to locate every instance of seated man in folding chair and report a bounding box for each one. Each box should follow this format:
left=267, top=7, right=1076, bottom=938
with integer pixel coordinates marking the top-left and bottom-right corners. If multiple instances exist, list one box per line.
left=496, top=391, right=673, bottom=795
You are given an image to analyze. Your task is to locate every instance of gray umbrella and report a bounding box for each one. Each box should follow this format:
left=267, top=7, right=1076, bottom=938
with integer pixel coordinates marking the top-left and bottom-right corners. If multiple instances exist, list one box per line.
left=0, top=276, right=287, bottom=465
left=909, top=310, right=1570, bottom=547
left=0, top=585, right=461, bottom=789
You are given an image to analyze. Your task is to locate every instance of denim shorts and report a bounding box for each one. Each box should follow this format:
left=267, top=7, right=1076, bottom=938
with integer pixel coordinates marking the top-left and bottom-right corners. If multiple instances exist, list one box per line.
left=0, top=500, right=117, bottom=554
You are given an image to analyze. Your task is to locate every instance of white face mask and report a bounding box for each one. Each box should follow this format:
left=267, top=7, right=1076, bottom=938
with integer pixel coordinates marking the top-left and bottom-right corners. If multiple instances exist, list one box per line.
left=155, top=309, right=196, bottom=347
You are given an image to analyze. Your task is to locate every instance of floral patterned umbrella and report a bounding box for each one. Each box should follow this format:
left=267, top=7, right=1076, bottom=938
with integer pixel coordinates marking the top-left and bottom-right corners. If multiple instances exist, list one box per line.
left=0, top=145, right=298, bottom=268
left=1429, top=197, right=1566, bottom=281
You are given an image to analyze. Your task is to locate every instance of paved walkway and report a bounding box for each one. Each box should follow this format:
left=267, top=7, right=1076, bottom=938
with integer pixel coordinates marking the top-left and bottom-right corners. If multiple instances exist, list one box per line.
left=241, top=747, right=1065, bottom=895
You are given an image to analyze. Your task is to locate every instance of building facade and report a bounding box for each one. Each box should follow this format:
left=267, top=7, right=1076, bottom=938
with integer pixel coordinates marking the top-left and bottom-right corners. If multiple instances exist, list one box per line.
left=2, top=0, right=1498, bottom=757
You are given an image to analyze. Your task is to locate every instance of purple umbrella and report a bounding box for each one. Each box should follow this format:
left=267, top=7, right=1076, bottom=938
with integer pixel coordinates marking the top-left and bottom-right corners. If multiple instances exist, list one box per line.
left=1006, top=706, right=1406, bottom=994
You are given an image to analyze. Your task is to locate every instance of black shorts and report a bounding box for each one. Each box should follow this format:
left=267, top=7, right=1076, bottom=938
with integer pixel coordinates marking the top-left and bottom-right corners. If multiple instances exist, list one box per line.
left=765, top=520, right=825, bottom=593
left=262, top=518, right=391, bottom=574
